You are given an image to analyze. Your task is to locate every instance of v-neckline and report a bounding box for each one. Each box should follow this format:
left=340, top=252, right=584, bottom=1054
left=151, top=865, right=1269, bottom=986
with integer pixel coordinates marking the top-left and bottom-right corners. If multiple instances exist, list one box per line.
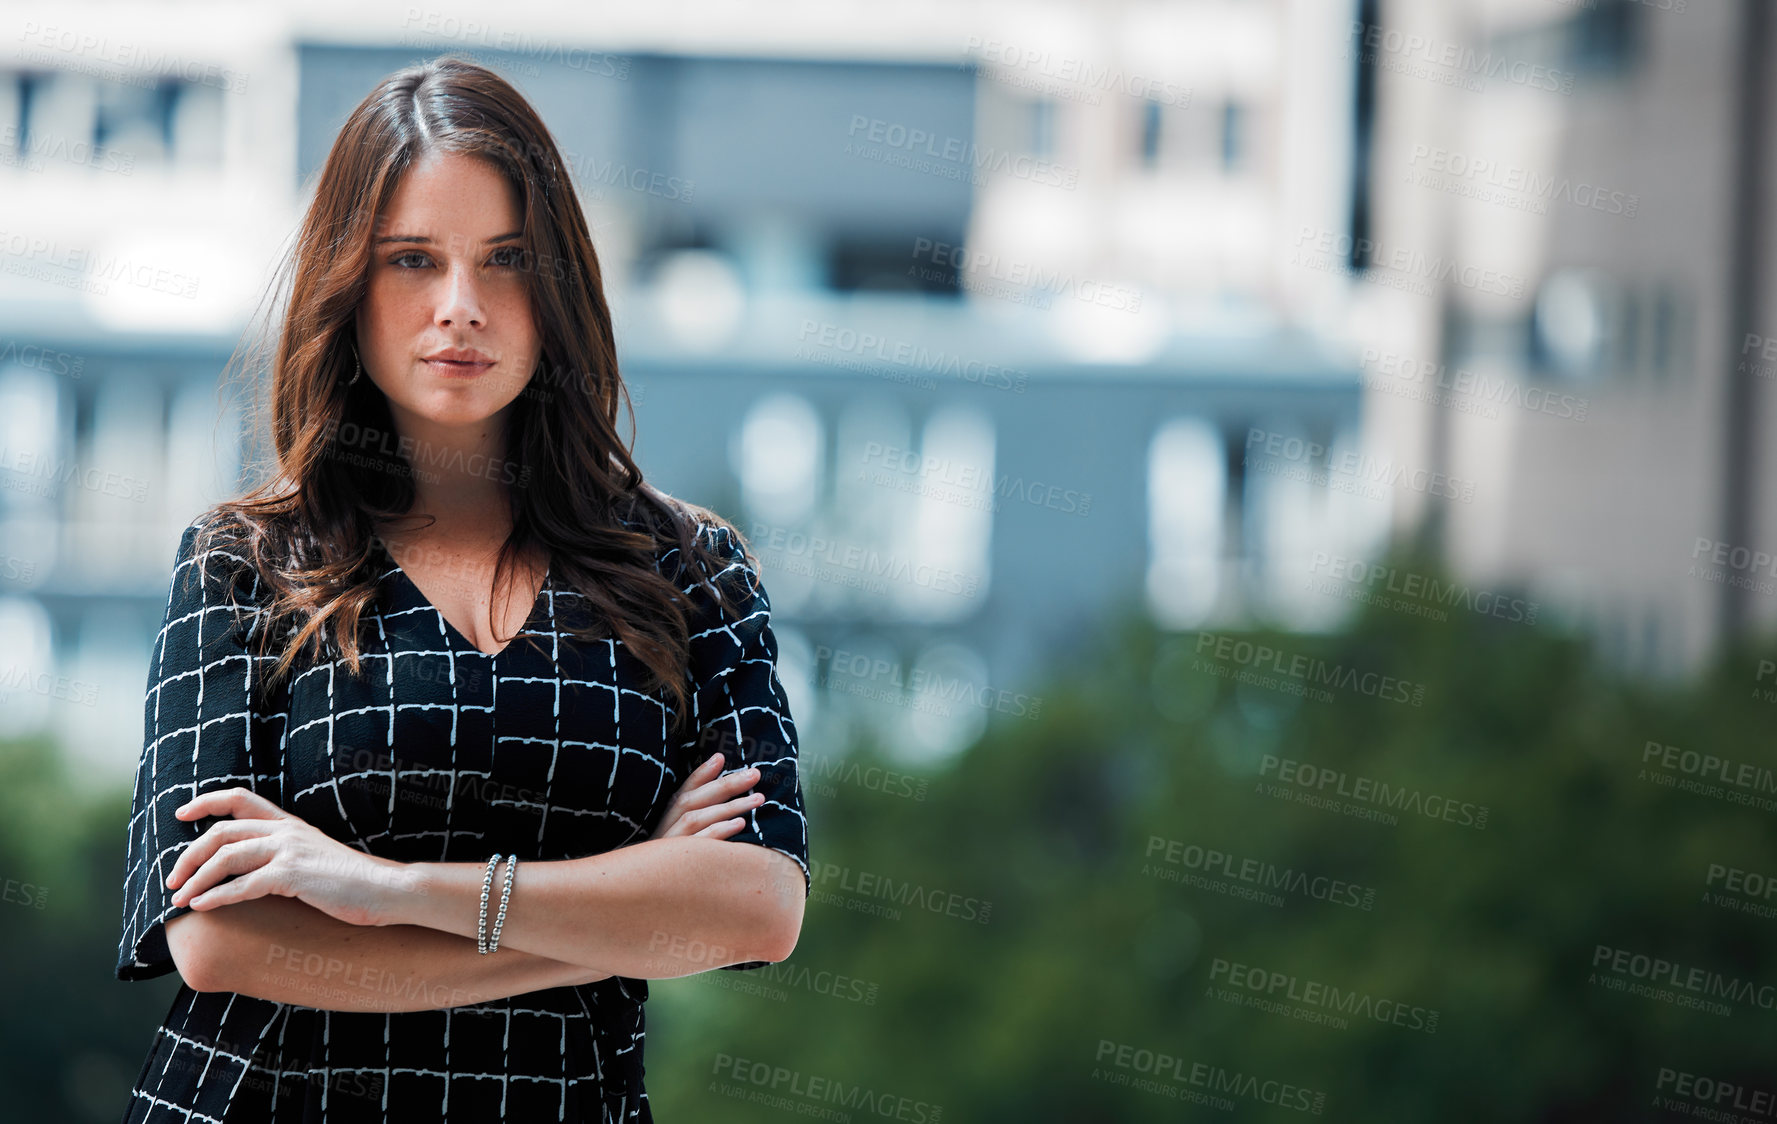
left=375, top=539, right=551, bottom=659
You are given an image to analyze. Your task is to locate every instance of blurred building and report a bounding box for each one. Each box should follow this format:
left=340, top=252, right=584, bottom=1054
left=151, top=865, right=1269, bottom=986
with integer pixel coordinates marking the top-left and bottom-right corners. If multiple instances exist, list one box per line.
left=2, top=0, right=1408, bottom=782
left=1344, top=0, right=1760, bottom=681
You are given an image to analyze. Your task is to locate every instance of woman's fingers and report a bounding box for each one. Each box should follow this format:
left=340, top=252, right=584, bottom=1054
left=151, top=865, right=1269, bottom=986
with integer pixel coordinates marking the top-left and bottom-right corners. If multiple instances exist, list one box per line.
left=675, top=791, right=764, bottom=835
left=184, top=867, right=274, bottom=911
left=653, top=788, right=765, bottom=840
left=649, top=754, right=766, bottom=840
left=165, top=820, right=269, bottom=890
left=174, top=786, right=289, bottom=824
left=663, top=761, right=758, bottom=819
left=687, top=765, right=760, bottom=804
left=171, top=837, right=276, bottom=908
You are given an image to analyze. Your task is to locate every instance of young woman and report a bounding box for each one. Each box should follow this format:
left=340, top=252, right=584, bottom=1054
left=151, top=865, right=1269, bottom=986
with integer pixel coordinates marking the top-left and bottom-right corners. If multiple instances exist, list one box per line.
left=114, top=55, right=810, bottom=1123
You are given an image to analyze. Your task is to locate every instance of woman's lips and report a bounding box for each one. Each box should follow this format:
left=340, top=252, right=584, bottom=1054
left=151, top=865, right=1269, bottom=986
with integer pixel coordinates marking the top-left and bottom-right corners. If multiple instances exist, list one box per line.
left=424, top=358, right=494, bottom=377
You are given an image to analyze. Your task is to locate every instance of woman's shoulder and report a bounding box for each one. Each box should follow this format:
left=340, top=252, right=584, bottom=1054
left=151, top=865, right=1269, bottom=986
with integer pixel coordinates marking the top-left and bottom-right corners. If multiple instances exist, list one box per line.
left=165, top=508, right=267, bottom=610
left=173, top=508, right=246, bottom=565
left=626, top=489, right=754, bottom=575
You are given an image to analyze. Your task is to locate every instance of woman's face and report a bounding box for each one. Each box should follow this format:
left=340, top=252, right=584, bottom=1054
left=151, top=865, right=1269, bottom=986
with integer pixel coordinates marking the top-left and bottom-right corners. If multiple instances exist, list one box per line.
left=356, top=149, right=540, bottom=437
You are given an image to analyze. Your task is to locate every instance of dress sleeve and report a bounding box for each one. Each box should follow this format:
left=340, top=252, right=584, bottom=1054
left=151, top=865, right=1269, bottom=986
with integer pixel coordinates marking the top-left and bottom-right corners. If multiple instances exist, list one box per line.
left=116, top=518, right=271, bottom=983
left=678, top=522, right=811, bottom=972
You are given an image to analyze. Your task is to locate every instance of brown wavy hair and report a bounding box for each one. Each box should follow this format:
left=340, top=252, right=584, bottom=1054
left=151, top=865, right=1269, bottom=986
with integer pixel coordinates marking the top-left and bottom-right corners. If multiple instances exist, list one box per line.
left=197, top=53, right=751, bottom=740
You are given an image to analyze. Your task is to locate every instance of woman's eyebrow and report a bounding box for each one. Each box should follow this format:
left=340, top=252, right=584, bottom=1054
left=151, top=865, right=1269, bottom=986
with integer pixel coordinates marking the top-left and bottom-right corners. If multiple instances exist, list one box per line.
left=372, top=231, right=524, bottom=245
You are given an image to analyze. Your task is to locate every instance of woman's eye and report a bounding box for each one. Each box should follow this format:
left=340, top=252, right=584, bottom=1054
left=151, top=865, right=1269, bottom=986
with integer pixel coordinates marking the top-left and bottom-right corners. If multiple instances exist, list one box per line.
left=386, top=248, right=523, bottom=271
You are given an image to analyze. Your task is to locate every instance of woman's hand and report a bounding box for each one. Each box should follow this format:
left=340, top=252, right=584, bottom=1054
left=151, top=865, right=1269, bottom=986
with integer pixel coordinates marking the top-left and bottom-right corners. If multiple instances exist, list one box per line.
left=648, top=752, right=764, bottom=841
left=164, top=787, right=413, bottom=928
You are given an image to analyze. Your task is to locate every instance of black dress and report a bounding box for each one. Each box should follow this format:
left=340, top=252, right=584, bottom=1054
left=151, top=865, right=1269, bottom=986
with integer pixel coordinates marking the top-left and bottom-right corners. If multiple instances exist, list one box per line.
left=115, top=510, right=811, bottom=1123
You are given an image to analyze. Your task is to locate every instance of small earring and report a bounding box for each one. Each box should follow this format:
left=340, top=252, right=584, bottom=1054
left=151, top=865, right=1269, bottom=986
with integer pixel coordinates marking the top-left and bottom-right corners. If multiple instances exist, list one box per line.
left=347, top=344, right=363, bottom=387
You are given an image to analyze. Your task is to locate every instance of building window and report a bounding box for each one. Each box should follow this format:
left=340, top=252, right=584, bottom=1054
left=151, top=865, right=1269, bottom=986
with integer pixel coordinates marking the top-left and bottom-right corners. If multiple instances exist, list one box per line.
left=1028, top=98, right=1054, bottom=159
left=1566, top=0, right=1642, bottom=75
left=3, top=69, right=224, bottom=171
left=1146, top=417, right=1225, bottom=628
left=1221, top=101, right=1244, bottom=171
left=1139, top=98, right=1163, bottom=169
left=1348, top=0, right=1380, bottom=272
left=736, top=393, right=823, bottom=528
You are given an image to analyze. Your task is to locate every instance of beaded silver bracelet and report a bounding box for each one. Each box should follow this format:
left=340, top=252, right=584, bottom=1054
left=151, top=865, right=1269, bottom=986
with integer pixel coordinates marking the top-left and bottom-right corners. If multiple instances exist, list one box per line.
left=488, top=855, right=518, bottom=954
left=477, top=853, right=503, bottom=955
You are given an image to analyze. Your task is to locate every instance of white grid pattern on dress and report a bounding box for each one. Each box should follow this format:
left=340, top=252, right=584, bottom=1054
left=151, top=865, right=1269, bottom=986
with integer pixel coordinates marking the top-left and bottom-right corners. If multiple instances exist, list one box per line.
left=117, top=513, right=807, bottom=1122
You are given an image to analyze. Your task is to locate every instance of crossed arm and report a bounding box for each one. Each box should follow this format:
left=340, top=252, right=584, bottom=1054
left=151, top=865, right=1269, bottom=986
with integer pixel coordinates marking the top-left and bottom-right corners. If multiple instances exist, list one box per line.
left=167, top=894, right=609, bottom=1013
left=162, top=757, right=806, bottom=1012
left=165, top=839, right=805, bottom=1013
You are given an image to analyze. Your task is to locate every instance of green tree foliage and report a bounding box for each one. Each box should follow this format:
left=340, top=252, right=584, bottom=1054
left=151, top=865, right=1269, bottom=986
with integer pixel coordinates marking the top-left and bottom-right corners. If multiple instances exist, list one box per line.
left=649, top=547, right=1777, bottom=1122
